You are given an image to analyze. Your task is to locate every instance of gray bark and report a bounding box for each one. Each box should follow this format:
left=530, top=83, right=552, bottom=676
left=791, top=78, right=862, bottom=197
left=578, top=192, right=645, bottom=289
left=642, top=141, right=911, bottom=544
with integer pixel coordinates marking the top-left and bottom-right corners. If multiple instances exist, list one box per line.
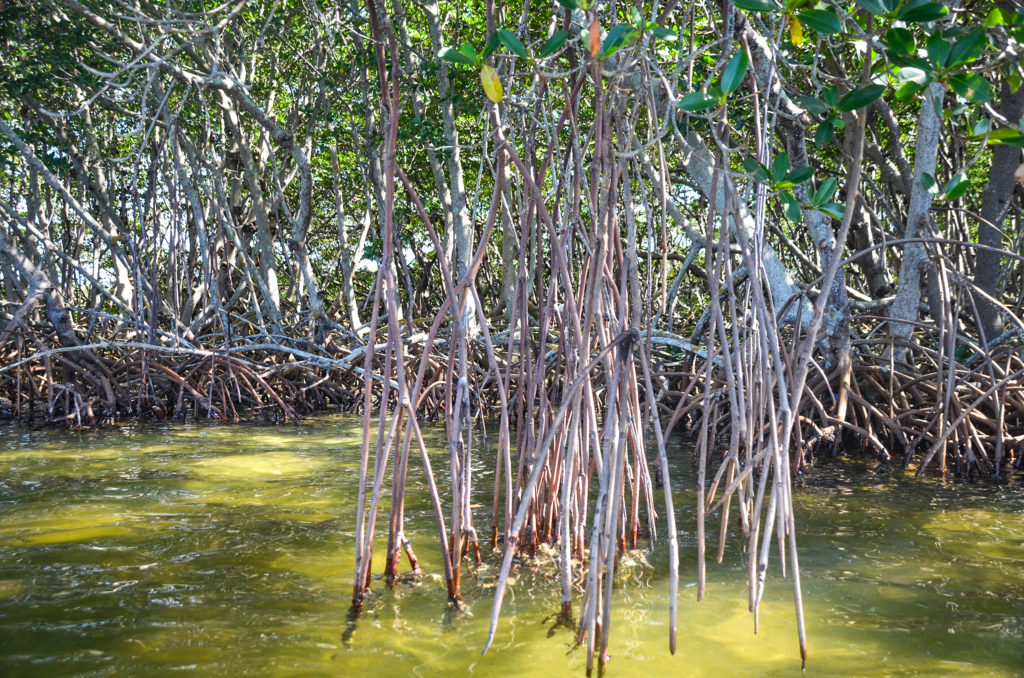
left=974, top=83, right=1024, bottom=342
left=888, top=83, right=945, bottom=348
left=849, top=210, right=891, bottom=298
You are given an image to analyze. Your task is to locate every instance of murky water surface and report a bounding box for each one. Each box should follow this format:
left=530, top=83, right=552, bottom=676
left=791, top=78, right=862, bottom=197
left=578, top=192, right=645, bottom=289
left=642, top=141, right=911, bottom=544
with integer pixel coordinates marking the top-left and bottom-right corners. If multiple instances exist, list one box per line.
left=1, top=414, right=1022, bottom=676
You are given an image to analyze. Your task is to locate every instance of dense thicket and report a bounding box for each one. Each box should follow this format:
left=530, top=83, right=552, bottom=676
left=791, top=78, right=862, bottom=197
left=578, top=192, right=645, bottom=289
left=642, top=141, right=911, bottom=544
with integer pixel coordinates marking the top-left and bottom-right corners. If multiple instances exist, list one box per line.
left=1, top=0, right=1023, bottom=669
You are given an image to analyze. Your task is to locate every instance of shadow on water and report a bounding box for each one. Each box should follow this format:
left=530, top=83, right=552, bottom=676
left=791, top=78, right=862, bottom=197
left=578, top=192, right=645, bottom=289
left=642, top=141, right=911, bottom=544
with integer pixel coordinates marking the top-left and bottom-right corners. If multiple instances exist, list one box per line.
left=1, top=415, right=1023, bottom=676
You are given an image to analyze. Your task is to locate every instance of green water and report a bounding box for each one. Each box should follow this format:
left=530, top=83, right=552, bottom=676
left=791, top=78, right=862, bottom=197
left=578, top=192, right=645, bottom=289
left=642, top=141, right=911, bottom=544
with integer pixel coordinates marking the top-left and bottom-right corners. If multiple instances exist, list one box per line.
left=1, top=414, right=1022, bottom=677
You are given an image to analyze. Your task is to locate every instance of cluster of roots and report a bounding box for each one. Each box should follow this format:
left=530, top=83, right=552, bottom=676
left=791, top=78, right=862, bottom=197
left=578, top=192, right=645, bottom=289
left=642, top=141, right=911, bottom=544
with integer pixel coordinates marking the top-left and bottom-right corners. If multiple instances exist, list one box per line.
left=0, top=326, right=360, bottom=427
left=3, top=316, right=1024, bottom=483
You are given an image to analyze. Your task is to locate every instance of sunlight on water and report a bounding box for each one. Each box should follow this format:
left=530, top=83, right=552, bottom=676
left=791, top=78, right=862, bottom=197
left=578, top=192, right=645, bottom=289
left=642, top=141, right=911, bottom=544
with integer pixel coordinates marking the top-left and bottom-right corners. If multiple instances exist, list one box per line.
left=1, top=414, right=1022, bottom=676
left=0, top=579, right=25, bottom=598
left=191, top=450, right=330, bottom=481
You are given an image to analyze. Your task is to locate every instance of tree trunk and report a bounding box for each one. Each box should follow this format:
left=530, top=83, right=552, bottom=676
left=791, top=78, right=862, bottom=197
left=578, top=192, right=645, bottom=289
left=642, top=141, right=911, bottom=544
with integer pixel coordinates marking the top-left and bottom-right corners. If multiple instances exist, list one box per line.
left=974, top=82, right=1024, bottom=343
left=888, top=82, right=945, bottom=353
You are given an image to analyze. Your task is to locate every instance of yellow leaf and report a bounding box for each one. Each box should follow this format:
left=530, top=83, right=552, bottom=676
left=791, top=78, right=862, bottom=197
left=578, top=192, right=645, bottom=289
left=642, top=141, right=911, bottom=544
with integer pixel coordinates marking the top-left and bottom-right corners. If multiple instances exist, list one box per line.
left=480, top=65, right=503, bottom=103
left=789, top=16, right=803, bottom=47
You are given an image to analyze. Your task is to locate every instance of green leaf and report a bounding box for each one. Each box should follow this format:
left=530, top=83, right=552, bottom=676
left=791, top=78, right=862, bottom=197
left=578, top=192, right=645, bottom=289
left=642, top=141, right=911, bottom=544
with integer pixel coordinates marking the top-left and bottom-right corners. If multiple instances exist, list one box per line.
left=1010, top=72, right=1022, bottom=95
left=459, top=42, right=478, bottom=64
left=781, top=192, right=803, bottom=222
left=795, top=95, right=829, bottom=114
left=721, top=51, right=749, bottom=95
left=496, top=29, right=529, bottom=59
left=986, top=129, right=1024, bottom=147
left=814, top=118, right=835, bottom=144
left=438, top=47, right=476, bottom=67
left=920, top=172, right=939, bottom=195
left=949, top=73, right=992, bottom=103
left=813, top=177, right=838, bottom=205
left=984, top=7, right=1008, bottom=27
left=482, top=32, right=501, bottom=60
left=971, top=118, right=991, bottom=138
left=942, top=171, right=970, bottom=201
left=895, top=81, right=926, bottom=100
left=948, top=102, right=970, bottom=119
left=797, top=9, right=843, bottom=35
left=677, top=91, right=720, bottom=112
left=891, top=54, right=932, bottom=72
left=897, top=0, right=948, bottom=23
left=926, top=33, right=951, bottom=69
left=743, top=157, right=770, bottom=182
left=772, top=152, right=790, bottom=184
left=651, top=26, right=678, bottom=41
left=988, top=128, right=1024, bottom=141
left=947, top=28, right=987, bottom=69
left=630, top=5, right=643, bottom=24
left=787, top=166, right=814, bottom=184
left=896, top=66, right=929, bottom=85
left=884, top=27, right=915, bottom=56
left=733, top=0, right=780, bottom=11
left=837, top=84, right=885, bottom=111
left=854, top=0, right=896, bottom=15
left=602, top=24, right=638, bottom=58
left=539, top=31, right=569, bottom=58
left=822, top=86, right=840, bottom=109
left=555, top=0, right=581, bottom=9
left=819, top=202, right=846, bottom=220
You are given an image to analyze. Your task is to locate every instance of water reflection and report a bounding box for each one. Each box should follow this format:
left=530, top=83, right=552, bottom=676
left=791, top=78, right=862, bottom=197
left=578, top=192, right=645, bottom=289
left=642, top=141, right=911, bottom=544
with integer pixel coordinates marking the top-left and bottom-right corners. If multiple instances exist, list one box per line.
left=0, top=416, right=1022, bottom=676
